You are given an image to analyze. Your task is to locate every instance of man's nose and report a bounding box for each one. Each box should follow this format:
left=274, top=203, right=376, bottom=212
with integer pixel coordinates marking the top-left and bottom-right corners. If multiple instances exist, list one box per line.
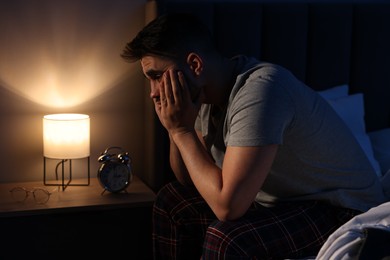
left=149, top=82, right=160, bottom=99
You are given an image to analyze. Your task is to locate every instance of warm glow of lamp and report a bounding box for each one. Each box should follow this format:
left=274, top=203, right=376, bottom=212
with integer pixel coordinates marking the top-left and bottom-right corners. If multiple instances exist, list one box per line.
left=43, top=113, right=90, bottom=159
left=42, top=113, right=91, bottom=191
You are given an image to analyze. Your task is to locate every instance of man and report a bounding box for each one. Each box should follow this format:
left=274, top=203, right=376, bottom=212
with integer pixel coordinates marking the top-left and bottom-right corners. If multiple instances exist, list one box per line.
left=122, top=13, right=386, bottom=259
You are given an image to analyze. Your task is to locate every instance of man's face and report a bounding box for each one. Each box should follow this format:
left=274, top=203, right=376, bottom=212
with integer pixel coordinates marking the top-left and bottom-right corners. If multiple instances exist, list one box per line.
left=140, top=55, right=200, bottom=108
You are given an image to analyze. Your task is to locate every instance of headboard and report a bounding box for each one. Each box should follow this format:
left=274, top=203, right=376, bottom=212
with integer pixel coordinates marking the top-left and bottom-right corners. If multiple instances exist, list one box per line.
left=150, top=0, right=390, bottom=191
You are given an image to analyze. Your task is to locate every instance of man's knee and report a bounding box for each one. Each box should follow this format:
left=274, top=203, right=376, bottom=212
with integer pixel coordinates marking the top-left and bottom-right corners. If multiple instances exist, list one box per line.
left=154, top=181, right=185, bottom=208
left=203, top=220, right=257, bottom=259
left=154, top=181, right=205, bottom=220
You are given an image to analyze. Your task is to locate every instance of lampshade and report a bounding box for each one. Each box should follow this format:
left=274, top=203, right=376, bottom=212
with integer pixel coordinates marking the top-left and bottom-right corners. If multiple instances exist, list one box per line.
left=43, top=113, right=90, bottom=159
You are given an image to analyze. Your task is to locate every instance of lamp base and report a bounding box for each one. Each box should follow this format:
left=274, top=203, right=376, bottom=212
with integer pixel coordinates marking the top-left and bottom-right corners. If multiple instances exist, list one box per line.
left=43, top=157, right=90, bottom=191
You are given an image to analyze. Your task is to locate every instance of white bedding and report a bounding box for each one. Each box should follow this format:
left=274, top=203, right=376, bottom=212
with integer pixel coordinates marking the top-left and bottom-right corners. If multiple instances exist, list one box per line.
left=315, top=201, right=390, bottom=259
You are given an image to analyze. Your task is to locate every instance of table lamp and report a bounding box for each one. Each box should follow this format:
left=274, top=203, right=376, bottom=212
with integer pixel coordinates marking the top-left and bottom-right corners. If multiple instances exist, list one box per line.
left=43, top=113, right=90, bottom=191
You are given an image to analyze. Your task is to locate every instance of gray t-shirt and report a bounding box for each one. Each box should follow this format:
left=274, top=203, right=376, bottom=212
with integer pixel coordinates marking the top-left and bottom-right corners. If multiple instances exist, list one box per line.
left=195, top=56, right=386, bottom=212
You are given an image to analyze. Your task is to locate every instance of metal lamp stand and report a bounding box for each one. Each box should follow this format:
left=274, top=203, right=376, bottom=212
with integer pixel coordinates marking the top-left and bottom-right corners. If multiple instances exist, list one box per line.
left=43, top=157, right=90, bottom=191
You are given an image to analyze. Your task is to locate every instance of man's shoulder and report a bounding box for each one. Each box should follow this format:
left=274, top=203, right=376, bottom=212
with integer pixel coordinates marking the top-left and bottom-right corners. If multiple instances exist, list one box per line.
left=232, top=55, right=293, bottom=83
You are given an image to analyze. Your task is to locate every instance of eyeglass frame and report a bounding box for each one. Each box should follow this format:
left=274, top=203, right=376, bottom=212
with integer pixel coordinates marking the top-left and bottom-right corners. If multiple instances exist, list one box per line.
left=9, top=186, right=56, bottom=204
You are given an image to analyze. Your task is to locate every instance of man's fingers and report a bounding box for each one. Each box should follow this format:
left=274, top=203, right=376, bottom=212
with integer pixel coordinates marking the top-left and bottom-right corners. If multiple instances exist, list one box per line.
left=160, top=71, right=172, bottom=108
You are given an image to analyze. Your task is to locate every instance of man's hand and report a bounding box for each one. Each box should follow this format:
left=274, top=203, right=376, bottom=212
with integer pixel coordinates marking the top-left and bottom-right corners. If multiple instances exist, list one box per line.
left=159, top=69, right=202, bottom=137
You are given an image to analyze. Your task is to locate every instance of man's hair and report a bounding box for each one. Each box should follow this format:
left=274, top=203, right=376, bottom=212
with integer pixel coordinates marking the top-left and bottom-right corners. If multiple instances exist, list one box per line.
left=121, top=13, right=216, bottom=62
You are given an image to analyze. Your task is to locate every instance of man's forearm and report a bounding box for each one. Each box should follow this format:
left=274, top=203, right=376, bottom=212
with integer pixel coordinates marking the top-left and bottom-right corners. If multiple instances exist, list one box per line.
left=169, top=135, right=193, bottom=185
left=170, top=130, right=227, bottom=214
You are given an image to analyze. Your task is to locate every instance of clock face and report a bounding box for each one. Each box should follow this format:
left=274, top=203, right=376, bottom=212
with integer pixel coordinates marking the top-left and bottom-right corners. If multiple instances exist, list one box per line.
left=98, top=162, right=131, bottom=193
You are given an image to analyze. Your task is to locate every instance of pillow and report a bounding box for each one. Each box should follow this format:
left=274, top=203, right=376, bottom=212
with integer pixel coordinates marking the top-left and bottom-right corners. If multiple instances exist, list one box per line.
left=318, top=84, right=349, bottom=100
left=321, top=93, right=382, bottom=177
left=327, top=93, right=366, bottom=134
left=368, top=128, right=390, bottom=175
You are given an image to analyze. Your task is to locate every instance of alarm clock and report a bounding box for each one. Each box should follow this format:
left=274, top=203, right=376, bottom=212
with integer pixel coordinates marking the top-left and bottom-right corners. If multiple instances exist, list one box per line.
left=97, top=146, right=133, bottom=195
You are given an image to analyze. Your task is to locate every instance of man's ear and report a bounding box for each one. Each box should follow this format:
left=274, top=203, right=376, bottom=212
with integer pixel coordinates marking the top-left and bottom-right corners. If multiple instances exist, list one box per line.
left=186, top=52, right=203, bottom=76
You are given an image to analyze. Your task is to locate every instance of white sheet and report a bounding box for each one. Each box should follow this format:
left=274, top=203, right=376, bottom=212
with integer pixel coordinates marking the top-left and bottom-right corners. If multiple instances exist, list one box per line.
left=315, top=201, right=390, bottom=259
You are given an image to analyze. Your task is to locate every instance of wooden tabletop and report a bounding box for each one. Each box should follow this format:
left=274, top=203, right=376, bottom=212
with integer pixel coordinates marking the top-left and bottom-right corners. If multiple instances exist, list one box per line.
left=0, top=175, right=156, bottom=217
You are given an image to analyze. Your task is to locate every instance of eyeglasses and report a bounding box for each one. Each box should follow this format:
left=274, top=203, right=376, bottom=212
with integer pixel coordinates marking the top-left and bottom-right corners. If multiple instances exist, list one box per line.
left=9, top=187, right=56, bottom=204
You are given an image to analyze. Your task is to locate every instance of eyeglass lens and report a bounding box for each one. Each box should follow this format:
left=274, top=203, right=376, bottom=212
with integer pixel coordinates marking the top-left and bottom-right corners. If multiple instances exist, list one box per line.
left=33, top=189, right=50, bottom=204
left=10, top=187, right=28, bottom=202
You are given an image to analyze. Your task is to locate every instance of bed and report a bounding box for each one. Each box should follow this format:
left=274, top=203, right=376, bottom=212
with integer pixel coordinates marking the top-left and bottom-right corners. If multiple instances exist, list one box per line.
left=152, top=0, right=390, bottom=258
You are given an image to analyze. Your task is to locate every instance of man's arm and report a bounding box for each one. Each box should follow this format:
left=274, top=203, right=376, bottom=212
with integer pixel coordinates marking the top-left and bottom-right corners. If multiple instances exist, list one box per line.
left=171, top=130, right=278, bottom=221
left=169, top=131, right=207, bottom=186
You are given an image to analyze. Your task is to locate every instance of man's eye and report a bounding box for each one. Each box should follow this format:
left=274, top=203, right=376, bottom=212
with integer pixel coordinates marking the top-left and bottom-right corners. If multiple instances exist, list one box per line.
left=151, top=74, right=162, bottom=81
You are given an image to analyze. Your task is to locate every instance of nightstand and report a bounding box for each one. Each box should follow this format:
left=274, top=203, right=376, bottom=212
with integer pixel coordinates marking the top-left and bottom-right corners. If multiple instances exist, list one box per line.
left=0, top=175, right=156, bottom=259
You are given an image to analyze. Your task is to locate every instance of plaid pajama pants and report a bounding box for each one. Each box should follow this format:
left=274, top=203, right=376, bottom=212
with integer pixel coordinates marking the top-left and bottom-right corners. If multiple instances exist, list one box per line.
left=152, top=181, right=360, bottom=260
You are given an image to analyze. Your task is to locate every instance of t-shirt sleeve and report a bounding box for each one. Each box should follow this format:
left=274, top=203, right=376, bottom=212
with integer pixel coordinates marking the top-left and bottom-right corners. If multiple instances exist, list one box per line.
left=226, top=75, right=295, bottom=147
